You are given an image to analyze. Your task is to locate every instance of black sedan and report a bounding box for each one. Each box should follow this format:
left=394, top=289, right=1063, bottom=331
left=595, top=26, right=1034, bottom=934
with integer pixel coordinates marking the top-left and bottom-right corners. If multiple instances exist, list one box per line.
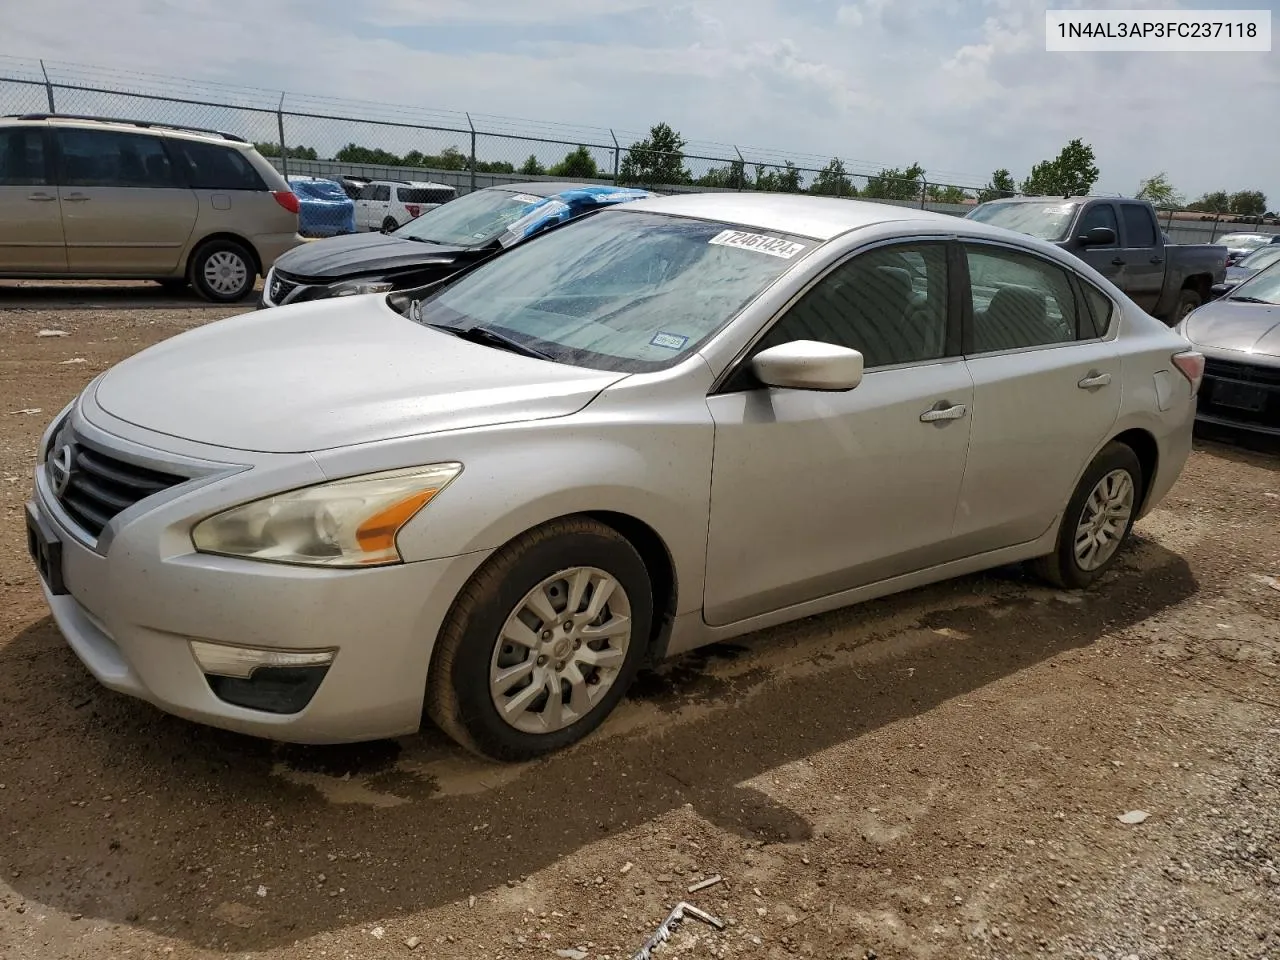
left=259, top=182, right=654, bottom=309
left=1178, top=260, right=1280, bottom=438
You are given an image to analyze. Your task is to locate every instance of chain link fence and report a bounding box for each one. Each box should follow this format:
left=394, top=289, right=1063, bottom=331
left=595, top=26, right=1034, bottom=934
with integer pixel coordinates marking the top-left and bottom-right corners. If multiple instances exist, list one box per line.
left=1, top=55, right=984, bottom=215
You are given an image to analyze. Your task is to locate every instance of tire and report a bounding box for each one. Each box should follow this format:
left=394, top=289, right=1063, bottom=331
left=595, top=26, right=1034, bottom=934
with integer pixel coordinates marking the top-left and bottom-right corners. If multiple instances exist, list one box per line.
left=1031, top=441, right=1144, bottom=590
left=189, top=240, right=256, bottom=303
left=426, top=517, right=653, bottom=761
left=381, top=217, right=399, bottom=234
left=1170, top=287, right=1202, bottom=325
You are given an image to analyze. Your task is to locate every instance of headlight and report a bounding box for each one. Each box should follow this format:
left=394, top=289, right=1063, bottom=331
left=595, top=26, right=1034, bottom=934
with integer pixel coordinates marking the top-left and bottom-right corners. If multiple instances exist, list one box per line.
left=191, top=463, right=462, bottom=567
left=328, top=278, right=395, bottom=298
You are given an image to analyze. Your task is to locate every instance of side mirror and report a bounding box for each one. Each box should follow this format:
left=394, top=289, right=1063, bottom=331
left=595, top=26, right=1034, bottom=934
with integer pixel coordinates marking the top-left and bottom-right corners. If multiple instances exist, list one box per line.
left=751, top=340, right=864, bottom=392
left=1078, top=226, right=1117, bottom=246
left=1210, top=282, right=1229, bottom=297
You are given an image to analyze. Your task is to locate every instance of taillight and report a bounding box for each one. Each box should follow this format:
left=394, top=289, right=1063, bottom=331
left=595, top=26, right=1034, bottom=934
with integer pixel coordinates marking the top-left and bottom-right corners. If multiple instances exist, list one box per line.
left=1172, top=350, right=1205, bottom=395
left=273, top=190, right=300, bottom=215
left=405, top=204, right=420, bottom=218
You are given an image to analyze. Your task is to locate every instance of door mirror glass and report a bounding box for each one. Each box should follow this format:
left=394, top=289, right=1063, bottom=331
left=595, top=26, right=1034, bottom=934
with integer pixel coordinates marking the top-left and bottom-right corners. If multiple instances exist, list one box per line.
left=1211, top=282, right=1228, bottom=296
left=752, top=341, right=864, bottom=391
left=1079, top=226, right=1117, bottom=246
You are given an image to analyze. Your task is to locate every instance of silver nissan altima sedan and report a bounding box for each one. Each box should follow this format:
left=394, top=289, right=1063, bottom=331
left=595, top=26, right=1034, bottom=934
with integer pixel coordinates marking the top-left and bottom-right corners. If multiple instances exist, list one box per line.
left=26, top=193, right=1203, bottom=761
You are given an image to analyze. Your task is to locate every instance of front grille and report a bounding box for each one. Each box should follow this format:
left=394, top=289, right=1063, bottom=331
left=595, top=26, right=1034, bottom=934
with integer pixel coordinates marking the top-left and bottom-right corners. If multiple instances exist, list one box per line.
left=50, top=434, right=187, bottom=539
left=1203, top=357, right=1280, bottom=387
left=267, top=273, right=301, bottom=305
left=1200, top=356, right=1280, bottom=429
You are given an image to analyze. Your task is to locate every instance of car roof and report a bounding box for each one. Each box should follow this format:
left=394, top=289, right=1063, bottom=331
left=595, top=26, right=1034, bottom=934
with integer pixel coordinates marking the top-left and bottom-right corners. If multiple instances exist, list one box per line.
left=1, top=113, right=250, bottom=146
left=614, top=192, right=961, bottom=241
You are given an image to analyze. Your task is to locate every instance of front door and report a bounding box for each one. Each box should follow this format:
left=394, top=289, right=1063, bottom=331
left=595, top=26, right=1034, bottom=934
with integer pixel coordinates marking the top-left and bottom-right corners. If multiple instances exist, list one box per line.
left=703, top=239, right=973, bottom=626
left=955, top=241, right=1123, bottom=553
left=55, top=128, right=197, bottom=275
left=1074, top=201, right=1123, bottom=285
left=0, top=126, right=66, bottom=273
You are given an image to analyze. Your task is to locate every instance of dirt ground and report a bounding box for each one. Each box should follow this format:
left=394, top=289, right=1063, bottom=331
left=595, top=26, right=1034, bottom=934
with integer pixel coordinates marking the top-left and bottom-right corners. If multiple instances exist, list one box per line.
left=0, top=286, right=1277, bottom=960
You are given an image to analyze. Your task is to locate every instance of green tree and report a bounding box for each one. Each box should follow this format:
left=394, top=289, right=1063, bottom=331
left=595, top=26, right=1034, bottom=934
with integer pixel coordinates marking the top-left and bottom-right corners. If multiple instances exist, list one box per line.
left=926, top=183, right=968, bottom=204
left=810, top=158, right=857, bottom=197
left=1188, top=190, right=1231, bottom=213
left=697, top=159, right=752, bottom=189
left=401, top=150, right=426, bottom=167
left=519, top=154, right=546, bottom=176
left=548, top=146, right=600, bottom=179
left=1136, top=172, right=1183, bottom=209
left=1020, top=139, right=1099, bottom=197
left=863, top=162, right=925, bottom=201
left=754, top=161, right=803, bottom=193
left=334, top=143, right=403, bottom=165
left=254, top=142, right=318, bottom=160
left=618, top=122, right=691, bottom=186
left=1229, top=190, right=1267, bottom=217
left=977, top=168, right=1016, bottom=203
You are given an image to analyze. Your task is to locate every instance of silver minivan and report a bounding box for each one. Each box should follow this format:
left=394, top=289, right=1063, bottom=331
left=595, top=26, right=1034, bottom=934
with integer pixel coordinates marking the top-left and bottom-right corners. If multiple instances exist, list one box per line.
left=0, top=114, right=303, bottom=301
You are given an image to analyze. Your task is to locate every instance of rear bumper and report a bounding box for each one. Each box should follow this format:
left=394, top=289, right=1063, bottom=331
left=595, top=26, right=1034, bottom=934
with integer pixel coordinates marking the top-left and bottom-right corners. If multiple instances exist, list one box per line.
left=251, top=232, right=306, bottom=271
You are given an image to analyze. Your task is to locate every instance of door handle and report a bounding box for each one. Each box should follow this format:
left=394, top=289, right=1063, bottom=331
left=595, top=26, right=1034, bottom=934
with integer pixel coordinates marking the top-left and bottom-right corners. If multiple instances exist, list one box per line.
left=1150, top=256, right=1164, bottom=264
left=1078, top=371, right=1112, bottom=389
left=62, top=193, right=89, bottom=202
left=920, top=402, right=967, bottom=423
left=1110, top=257, right=1125, bottom=266
left=27, top=192, right=56, bottom=202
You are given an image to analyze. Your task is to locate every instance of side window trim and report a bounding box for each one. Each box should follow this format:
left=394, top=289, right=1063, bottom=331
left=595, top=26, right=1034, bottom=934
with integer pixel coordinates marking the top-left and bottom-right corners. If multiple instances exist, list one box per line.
left=710, top=235, right=961, bottom=396
left=959, top=237, right=1092, bottom=358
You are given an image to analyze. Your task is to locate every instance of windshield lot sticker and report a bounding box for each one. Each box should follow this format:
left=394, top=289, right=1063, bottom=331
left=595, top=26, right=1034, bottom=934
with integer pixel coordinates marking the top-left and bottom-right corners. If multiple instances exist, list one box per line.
left=709, top=230, right=806, bottom=259
left=650, top=331, right=689, bottom=350
left=509, top=194, right=542, bottom=204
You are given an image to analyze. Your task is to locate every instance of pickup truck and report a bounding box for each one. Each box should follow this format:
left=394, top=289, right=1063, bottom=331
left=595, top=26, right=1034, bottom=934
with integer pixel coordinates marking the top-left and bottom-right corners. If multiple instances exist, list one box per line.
left=965, top=196, right=1227, bottom=325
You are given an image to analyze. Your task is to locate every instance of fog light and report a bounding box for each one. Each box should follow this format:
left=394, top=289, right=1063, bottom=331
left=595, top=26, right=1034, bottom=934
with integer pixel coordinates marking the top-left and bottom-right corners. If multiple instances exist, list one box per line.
left=191, top=641, right=335, bottom=715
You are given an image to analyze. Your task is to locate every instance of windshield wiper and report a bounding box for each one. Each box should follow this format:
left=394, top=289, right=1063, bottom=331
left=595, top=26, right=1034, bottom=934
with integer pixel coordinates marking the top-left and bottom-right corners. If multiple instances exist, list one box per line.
left=1228, top=295, right=1277, bottom=304
left=427, top=323, right=552, bottom=361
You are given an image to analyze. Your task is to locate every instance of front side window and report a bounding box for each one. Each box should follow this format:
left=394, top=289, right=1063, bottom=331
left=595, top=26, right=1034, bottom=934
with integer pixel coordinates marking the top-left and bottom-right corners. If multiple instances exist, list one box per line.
left=1078, top=203, right=1118, bottom=241
left=965, top=245, right=1081, bottom=352
left=1120, top=204, right=1157, bottom=247
left=57, top=129, right=178, bottom=188
left=405, top=210, right=815, bottom=373
left=0, top=128, right=47, bottom=186
left=177, top=141, right=264, bottom=191
left=752, top=242, right=950, bottom=369
left=394, top=187, right=551, bottom=247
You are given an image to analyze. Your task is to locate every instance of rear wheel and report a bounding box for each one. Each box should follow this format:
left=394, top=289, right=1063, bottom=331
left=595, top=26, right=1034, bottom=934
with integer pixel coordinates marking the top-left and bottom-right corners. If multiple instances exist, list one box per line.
left=381, top=217, right=399, bottom=234
left=426, top=518, right=652, bottom=761
left=190, top=240, right=256, bottom=302
left=1171, top=287, right=1202, bottom=325
left=1031, top=442, right=1143, bottom=589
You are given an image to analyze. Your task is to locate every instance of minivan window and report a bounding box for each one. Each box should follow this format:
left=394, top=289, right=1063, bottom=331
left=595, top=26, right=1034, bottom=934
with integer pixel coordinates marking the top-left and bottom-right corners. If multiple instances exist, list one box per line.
left=57, top=129, right=179, bottom=188
left=176, top=141, right=265, bottom=191
left=406, top=210, right=814, bottom=373
left=1120, top=204, right=1157, bottom=247
left=0, top=128, right=47, bottom=185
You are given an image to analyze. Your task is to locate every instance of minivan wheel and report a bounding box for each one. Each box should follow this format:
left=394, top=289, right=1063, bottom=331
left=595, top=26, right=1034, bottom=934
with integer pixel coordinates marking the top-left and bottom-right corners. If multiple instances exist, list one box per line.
left=426, top=517, right=652, bottom=761
left=1031, top=441, right=1143, bottom=590
left=190, top=240, right=255, bottom=302
left=381, top=217, right=399, bottom=234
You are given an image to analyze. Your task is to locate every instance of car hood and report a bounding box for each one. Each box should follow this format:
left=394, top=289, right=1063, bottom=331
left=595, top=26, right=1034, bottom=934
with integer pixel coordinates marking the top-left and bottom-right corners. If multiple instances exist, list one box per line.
left=1185, top=300, right=1280, bottom=358
left=91, top=296, right=628, bottom=454
left=271, top=232, right=471, bottom=281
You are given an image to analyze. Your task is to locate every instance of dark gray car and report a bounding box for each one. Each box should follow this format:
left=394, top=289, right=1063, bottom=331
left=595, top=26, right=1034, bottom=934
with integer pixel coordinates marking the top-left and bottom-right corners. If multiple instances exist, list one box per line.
left=1177, top=260, right=1280, bottom=438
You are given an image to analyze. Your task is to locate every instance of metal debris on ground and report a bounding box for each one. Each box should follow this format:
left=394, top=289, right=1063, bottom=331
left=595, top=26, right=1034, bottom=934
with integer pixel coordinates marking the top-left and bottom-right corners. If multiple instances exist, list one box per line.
left=687, top=874, right=722, bottom=893
left=631, top=901, right=725, bottom=960
left=36, top=329, right=69, bottom=337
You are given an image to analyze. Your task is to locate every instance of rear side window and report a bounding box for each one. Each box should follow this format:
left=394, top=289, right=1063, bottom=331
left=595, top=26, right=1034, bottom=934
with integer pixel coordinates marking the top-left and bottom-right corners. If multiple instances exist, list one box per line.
left=965, top=245, right=1081, bottom=353
left=1120, top=204, right=1157, bottom=247
left=57, top=129, right=179, bottom=188
left=177, top=141, right=265, bottom=191
left=398, top=186, right=454, bottom=204
left=1077, top=281, right=1115, bottom=338
left=0, top=128, right=48, bottom=185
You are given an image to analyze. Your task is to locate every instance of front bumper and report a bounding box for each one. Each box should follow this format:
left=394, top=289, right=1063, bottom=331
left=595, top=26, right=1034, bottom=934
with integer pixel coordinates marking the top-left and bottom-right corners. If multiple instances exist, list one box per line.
left=27, top=410, right=490, bottom=743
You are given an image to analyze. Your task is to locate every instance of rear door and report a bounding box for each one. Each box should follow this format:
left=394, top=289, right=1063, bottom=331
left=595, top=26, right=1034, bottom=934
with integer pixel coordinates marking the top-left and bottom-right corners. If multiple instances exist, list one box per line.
left=55, top=127, right=197, bottom=275
left=0, top=125, right=66, bottom=273
left=1117, top=202, right=1163, bottom=312
left=955, top=241, right=1122, bottom=554
left=1074, top=201, right=1124, bottom=285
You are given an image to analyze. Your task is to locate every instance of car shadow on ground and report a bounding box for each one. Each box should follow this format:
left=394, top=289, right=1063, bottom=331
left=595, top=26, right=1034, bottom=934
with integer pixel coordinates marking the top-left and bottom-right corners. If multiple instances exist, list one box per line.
left=0, top=282, right=257, bottom=310
left=0, top=537, right=1195, bottom=951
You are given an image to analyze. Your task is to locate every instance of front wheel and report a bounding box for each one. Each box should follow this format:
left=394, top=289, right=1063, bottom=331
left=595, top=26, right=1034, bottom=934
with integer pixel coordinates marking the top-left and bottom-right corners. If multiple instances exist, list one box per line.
left=381, top=217, right=399, bottom=234
left=190, top=240, right=256, bottom=302
left=426, top=518, right=653, bottom=761
left=1031, top=442, right=1143, bottom=590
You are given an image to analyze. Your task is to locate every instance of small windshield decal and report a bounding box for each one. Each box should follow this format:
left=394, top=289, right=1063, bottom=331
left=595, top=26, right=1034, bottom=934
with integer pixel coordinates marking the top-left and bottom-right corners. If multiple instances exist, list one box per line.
left=509, top=193, right=542, bottom=204
left=708, top=229, right=806, bottom=259
left=650, top=331, right=689, bottom=350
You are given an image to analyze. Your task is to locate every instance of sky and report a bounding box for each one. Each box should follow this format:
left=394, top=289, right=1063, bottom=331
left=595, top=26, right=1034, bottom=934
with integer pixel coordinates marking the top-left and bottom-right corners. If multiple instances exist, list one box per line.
left=2, top=0, right=1278, bottom=202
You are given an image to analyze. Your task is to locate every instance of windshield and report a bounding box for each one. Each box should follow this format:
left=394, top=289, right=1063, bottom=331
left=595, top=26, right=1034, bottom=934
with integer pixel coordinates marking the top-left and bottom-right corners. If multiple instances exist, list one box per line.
left=966, top=201, right=1079, bottom=242
left=291, top=179, right=347, bottom=201
left=1220, top=234, right=1269, bottom=249
left=397, top=210, right=815, bottom=373
left=1239, top=246, right=1280, bottom=270
left=1229, top=260, right=1280, bottom=304
left=393, top=188, right=547, bottom=247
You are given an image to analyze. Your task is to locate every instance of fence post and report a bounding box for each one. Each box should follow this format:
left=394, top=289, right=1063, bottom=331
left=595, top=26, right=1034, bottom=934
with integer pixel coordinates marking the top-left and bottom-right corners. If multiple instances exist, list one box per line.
left=1210, top=214, right=1220, bottom=242
left=466, top=113, right=476, bottom=194
left=610, top=129, right=620, bottom=182
left=919, top=178, right=928, bottom=209
left=39, top=60, right=55, bottom=113
left=734, top=146, right=746, bottom=192
left=276, top=93, right=289, bottom=179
